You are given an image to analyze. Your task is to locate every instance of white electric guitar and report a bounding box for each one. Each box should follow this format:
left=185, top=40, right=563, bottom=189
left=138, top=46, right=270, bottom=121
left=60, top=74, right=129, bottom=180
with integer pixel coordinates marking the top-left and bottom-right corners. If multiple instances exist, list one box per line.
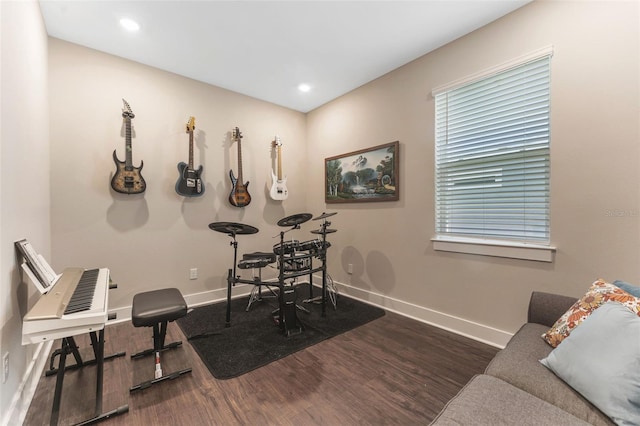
left=269, top=136, right=288, bottom=200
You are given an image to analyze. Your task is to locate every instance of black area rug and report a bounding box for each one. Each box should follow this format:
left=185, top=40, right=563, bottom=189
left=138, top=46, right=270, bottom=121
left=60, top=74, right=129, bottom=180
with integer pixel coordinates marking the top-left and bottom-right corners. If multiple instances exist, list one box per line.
left=176, top=284, right=385, bottom=379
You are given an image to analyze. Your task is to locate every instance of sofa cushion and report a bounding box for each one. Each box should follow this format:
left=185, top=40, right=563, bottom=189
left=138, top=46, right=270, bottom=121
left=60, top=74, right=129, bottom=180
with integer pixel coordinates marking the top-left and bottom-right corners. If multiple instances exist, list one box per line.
left=485, top=323, right=614, bottom=425
left=541, top=302, right=640, bottom=426
left=430, top=374, right=591, bottom=425
left=542, top=279, right=640, bottom=347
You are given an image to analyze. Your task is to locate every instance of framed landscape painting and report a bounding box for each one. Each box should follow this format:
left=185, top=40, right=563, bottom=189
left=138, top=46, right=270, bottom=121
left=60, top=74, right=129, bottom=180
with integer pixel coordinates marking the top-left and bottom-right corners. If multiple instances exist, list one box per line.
left=325, top=141, right=399, bottom=203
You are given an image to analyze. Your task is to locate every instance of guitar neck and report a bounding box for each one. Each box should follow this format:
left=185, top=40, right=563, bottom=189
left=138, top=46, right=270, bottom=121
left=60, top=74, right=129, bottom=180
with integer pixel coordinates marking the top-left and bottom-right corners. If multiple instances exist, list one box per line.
left=276, top=145, right=283, bottom=180
left=188, top=131, right=194, bottom=169
left=237, top=137, right=244, bottom=182
left=124, top=117, right=133, bottom=169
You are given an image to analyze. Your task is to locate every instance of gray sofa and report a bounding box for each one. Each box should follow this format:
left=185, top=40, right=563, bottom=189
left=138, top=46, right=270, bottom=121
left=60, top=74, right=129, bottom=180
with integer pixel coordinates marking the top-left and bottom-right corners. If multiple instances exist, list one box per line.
left=431, top=291, right=615, bottom=425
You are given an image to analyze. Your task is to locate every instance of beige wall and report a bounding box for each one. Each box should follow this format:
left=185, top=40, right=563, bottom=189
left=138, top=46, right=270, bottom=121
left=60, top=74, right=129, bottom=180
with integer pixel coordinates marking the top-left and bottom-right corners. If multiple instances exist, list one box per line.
left=48, top=39, right=309, bottom=311
left=0, top=1, right=50, bottom=423
left=307, top=0, right=640, bottom=342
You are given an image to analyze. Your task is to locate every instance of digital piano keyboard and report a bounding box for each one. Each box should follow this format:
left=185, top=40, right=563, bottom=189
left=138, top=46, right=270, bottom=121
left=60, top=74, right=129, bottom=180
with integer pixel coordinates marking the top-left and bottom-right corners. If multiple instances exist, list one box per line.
left=22, top=267, right=110, bottom=345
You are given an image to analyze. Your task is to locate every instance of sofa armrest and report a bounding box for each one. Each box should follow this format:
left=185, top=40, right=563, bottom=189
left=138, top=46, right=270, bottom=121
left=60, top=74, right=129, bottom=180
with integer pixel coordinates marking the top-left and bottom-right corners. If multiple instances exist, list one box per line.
left=527, top=292, right=577, bottom=327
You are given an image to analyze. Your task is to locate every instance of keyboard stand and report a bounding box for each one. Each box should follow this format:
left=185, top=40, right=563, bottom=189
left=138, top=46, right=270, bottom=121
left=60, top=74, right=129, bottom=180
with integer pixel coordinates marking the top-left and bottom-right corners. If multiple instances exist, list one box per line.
left=45, top=334, right=126, bottom=377
left=49, top=329, right=129, bottom=426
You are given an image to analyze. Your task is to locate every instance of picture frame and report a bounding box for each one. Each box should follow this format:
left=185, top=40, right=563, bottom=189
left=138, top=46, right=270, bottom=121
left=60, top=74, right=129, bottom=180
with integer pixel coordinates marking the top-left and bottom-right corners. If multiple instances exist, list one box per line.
left=325, top=141, right=399, bottom=203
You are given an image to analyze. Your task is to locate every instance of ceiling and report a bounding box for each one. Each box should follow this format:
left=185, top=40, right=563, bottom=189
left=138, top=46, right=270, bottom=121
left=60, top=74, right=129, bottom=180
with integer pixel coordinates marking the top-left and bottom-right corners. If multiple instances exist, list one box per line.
left=39, top=0, right=532, bottom=113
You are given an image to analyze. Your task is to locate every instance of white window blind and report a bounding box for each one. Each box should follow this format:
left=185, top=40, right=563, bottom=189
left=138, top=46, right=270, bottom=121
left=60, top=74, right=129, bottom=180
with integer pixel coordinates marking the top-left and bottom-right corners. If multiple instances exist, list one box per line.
left=434, top=55, right=551, bottom=243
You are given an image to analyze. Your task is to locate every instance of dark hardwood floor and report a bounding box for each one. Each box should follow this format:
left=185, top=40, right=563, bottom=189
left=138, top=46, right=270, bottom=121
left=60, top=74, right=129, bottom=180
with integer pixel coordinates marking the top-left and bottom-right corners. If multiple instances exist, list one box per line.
left=23, top=310, right=498, bottom=425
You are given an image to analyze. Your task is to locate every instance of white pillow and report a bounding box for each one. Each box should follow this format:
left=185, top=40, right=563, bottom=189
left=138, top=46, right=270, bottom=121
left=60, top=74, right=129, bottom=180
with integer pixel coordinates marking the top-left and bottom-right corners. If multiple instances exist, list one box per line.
left=540, top=302, right=640, bottom=425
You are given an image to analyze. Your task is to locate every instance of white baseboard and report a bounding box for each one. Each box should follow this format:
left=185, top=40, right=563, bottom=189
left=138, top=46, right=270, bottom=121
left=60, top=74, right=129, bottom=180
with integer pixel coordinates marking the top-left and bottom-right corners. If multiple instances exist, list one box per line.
left=4, top=340, right=54, bottom=426
left=313, top=275, right=512, bottom=348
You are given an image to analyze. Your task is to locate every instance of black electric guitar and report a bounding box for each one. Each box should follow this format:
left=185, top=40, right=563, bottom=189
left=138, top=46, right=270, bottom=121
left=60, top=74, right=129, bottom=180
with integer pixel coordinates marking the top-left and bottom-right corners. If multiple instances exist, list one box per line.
left=111, top=99, right=146, bottom=194
left=269, top=136, right=288, bottom=200
left=175, top=116, right=204, bottom=197
left=228, top=127, right=251, bottom=207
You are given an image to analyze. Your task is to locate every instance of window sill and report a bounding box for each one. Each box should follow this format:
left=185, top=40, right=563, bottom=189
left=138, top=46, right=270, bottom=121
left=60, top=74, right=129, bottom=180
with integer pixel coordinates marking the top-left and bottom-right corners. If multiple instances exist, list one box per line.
left=432, top=236, right=556, bottom=262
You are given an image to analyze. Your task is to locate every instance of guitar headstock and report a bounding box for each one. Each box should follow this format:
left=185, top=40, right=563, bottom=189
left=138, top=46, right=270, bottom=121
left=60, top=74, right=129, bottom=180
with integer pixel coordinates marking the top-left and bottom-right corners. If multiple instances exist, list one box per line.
left=272, top=135, right=282, bottom=148
left=232, top=127, right=243, bottom=142
left=122, top=99, right=135, bottom=119
left=186, top=116, right=195, bottom=133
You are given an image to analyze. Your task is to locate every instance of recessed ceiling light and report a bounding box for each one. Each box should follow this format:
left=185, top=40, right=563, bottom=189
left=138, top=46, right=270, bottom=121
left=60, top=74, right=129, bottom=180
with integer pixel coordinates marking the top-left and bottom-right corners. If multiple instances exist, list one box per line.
left=298, top=83, right=311, bottom=93
left=119, top=18, right=140, bottom=32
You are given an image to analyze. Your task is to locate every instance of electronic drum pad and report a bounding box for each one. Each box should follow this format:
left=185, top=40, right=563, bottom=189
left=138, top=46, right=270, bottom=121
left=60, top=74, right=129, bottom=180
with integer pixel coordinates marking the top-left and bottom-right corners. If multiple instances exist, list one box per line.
left=208, top=222, right=259, bottom=235
left=313, top=211, right=337, bottom=221
left=277, top=213, right=313, bottom=227
left=311, top=229, right=337, bottom=234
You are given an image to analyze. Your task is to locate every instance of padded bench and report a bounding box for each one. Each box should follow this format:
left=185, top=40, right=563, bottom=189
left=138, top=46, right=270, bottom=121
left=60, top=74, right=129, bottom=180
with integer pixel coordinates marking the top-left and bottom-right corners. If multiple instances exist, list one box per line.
left=130, top=288, right=192, bottom=392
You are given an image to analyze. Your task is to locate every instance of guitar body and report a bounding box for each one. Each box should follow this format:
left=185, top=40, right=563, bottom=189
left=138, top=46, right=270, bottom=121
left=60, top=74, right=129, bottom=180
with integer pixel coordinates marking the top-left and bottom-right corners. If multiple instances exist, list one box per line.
left=111, top=150, right=147, bottom=194
left=176, top=162, right=204, bottom=197
left=269, top=135, right=289, bottom=201
left=176, top=116, right=204, bottom=198
left=228, top=169, right=251, bottom=207
left=270, top=170, right=288, bottom=200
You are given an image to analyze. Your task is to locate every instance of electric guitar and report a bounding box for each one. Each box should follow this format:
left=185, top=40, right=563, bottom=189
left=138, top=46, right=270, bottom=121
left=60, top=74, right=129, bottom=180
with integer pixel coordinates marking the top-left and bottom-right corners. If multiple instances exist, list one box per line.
left=175, top=116, right=204, bottom=197
left=269, top=136, right=288, bottom=200
left=228, top=127, right=251, bottom=207
left=111, top=99, right=146, bottom=194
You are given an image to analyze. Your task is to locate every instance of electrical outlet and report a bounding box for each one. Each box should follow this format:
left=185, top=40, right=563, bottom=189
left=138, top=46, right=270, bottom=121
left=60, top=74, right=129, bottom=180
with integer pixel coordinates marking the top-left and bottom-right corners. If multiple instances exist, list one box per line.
left=189, top=268, right=198, bottom=280
left=3, top=352, right=9, bottom=384
left=347, top=264, right=353, bottom=274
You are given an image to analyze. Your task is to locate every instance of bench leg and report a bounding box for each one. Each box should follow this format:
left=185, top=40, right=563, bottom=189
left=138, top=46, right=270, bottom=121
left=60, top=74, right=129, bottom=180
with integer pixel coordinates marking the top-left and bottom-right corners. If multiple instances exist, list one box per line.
left=130, top=367, right=192, bottom=392
left=130, top=321, right=183, bottom=359
left=130, top=320, right=192, bottom=392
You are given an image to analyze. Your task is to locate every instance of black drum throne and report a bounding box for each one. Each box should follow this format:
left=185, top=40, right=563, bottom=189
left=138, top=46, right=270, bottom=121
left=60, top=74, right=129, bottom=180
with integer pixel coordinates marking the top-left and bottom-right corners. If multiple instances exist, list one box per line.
left=239, top=251, right=278, bottom=311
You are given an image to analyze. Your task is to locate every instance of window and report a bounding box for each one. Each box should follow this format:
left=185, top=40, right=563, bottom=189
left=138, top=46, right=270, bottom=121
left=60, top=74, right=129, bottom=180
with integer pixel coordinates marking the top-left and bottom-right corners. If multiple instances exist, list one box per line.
left=433, top=50, right=553, bottom=260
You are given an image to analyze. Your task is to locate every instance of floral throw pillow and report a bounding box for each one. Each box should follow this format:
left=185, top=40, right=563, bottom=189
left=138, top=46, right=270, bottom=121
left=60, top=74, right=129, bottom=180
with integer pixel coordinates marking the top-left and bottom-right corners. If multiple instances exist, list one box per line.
left=542, top=279, right=640, bottom=347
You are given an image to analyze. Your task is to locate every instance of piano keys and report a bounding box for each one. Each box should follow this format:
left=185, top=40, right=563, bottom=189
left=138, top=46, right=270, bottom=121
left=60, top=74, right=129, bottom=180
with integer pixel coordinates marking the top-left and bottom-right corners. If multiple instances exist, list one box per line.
left=22, top=267, right=110, bottom=345
left=64, top=268, right=99, bottom=314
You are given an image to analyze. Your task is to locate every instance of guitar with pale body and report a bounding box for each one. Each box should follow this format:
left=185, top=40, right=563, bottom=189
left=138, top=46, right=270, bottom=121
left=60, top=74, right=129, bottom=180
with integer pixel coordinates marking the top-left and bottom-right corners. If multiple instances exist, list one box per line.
left=111, top=99, right=146, bottom=194
left=269, top=136, right=288, bottom=200
left=228, top=127, right=251, bottom=207
left=175, top=116, right=204, bottom=197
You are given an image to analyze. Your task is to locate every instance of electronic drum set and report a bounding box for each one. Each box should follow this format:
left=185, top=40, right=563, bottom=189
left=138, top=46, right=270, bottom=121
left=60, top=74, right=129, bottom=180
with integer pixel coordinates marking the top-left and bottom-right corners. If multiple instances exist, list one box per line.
left=209, top=211, right=338, bottom=336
